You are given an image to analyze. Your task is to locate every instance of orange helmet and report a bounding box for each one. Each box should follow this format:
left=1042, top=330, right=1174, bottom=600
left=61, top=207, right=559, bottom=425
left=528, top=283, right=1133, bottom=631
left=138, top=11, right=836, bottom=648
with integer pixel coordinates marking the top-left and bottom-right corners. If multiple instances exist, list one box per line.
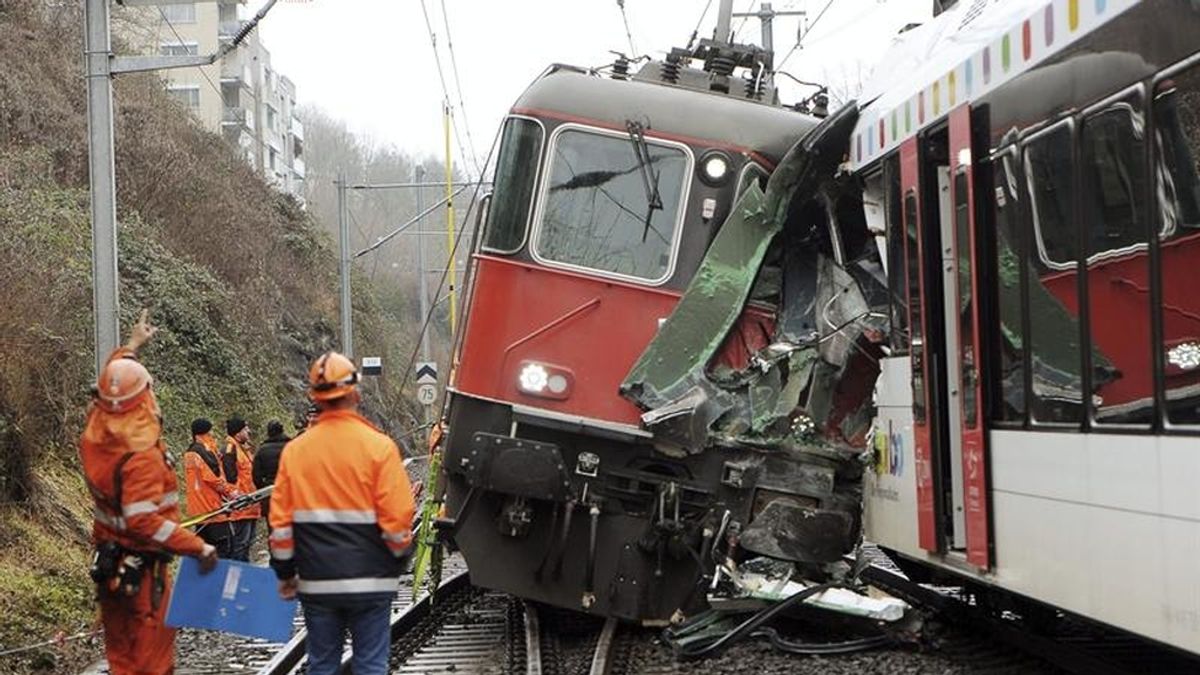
left=96, top=358, right=153, bottom=412
left=309, top=351, right=359, bottom=401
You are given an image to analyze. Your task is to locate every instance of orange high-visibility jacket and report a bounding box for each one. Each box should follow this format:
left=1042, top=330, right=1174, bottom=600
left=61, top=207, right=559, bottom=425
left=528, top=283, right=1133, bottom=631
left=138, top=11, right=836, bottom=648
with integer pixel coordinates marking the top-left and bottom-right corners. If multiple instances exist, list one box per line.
left=81, top=348, right=206, bottom=557
left=268, top=408, right=415, bottom=602
left=184, top=433, right=234, bottom=522
left=226, top=437, right=261, bottom=520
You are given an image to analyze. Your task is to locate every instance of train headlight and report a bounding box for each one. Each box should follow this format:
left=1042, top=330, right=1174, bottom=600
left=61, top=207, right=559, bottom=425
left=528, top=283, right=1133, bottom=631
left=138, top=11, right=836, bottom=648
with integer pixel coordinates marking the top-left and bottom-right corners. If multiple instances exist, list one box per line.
left=518, top=363, right=549, bottom=393
left=1167, top=341, right=1200, bottom=371
left=516, top=361, right=574, bottom=399
left=699, top=151, right=731, bottom=186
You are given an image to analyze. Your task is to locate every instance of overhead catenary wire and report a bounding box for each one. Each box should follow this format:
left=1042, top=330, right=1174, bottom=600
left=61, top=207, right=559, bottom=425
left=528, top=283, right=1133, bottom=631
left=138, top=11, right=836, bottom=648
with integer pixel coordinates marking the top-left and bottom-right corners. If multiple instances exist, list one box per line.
left=686, top=0, right=715, bottom=49
left=418, top=0, right=479, bottom=183
left=439, top=0, right=484, bottom=177
left=616, top=0, right=638, bottom=57
left=776, top=0, right=836, bottom=71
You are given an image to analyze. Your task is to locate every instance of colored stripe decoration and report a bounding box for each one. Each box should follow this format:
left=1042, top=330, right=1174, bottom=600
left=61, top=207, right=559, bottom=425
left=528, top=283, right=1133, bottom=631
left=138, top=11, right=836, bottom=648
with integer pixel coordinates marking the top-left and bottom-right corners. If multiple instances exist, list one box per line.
left=849, top=0, right=1138, bottom=169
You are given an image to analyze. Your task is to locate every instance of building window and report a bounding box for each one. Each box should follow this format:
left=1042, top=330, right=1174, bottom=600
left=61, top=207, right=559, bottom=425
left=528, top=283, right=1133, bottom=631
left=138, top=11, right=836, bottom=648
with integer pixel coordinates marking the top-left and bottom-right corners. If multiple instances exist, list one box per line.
left=483, top=117, right=543, bottom=253
left=1081, top=95, right=1153, bottom=425
left=533, top=127, right=689, bottom=283
left=159, top=3, right=196, bottom=24
left=159, top=42, right=199, bottom=57
left=269, top=148, right=278, bottom=172
left=167, top=85, right=200, bottom=109
left=1023, top=124, right=1084, bottom=424
left=904, top=191, right=926, bottom=424
left=1153, top=66, right=1200, bottom=426
left=266, top=107, right=277, bottom=132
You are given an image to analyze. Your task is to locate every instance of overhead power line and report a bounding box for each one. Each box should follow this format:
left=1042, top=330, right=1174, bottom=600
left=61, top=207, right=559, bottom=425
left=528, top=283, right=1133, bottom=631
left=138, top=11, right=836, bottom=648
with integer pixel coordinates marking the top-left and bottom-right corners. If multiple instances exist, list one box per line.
left=616, top=0, right=638, bottom=57
left=418, top=0, right=480, bottom=182
left=686, top=0, right=715, bottom=49
left=777, top=0, right=837, bottom=71
left=439, top=0, right=483, bottom=177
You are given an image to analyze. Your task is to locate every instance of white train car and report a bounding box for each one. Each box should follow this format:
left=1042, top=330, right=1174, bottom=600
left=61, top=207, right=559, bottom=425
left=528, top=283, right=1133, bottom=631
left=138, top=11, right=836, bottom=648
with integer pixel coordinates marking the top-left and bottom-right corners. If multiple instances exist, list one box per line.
left=853, top=0, right=1200, bottom=655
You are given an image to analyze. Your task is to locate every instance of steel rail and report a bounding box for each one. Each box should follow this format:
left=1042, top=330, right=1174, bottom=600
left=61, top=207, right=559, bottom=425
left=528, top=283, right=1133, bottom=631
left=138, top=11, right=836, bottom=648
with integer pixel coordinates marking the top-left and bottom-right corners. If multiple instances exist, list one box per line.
left=524, top=602, right=543, bottom=675
left=588, top=617, right=620, bottom=675
left=256, top=569, right=472, bottom=675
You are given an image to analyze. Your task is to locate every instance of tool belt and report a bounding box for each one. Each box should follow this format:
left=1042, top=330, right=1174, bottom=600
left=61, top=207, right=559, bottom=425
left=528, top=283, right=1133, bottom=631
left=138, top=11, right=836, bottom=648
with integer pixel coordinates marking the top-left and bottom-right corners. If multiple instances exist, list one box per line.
left=90, top=541, right=172, bottom=607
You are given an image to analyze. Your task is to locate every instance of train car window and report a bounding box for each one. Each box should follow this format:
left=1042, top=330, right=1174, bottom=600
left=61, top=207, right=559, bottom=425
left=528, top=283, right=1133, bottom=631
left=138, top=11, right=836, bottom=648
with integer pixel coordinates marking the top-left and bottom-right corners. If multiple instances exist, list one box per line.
left=482, top=117, right=544, bottom=253
left=1023, top=126, right=1084, bottom=424
left=1027, top=126, right=1076, bottom=270
left=885, top=158, right=909, bottom=354
left=988, top=151, right=1027, bottom=423
left=1081, top=97, right=1153, bottom=426
left=1153, top=69, right=1200, bottom=426
left=905, top=192, right=926, bottom=423
left=954, top=168, right=978, bottom=428
left=534, top=128, right=688, bottom=283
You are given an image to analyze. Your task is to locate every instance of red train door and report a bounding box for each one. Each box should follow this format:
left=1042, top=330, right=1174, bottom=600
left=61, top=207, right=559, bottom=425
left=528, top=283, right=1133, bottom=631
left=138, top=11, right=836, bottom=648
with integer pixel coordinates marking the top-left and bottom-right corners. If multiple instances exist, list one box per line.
left=949, top=104, right=991, bottom=569
left=899, top=137, right=938, bottom=553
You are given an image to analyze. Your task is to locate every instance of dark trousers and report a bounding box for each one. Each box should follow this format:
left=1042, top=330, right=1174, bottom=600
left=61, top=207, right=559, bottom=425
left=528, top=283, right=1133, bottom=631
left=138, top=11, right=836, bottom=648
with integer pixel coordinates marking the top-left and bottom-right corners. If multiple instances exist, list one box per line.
left=231, top=519, right=256, bottom=561
left=197, top=521, right=236, bottom=559
left=302, top=598, right=391, bottom=675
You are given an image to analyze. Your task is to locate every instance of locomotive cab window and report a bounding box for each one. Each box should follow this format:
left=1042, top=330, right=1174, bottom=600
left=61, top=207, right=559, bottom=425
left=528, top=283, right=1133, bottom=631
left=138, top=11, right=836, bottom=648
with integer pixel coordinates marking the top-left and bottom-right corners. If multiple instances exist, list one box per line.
left=482, top=117, right=544, bottom=253
left=533, top=127, right=690, bottom=283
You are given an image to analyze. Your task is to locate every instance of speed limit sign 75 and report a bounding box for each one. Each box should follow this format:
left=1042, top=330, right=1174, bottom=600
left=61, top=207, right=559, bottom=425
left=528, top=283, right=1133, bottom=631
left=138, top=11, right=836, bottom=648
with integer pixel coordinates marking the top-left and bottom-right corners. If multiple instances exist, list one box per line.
left=417, top=384, right=437, bottom=406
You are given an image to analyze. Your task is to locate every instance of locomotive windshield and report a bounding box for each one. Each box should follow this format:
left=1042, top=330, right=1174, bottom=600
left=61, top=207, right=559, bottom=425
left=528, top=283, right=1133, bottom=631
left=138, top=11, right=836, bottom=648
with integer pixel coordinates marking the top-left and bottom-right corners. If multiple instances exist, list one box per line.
left=483, top=117, right=544, bottom=253
left=534, top=128, right=688, bottom=283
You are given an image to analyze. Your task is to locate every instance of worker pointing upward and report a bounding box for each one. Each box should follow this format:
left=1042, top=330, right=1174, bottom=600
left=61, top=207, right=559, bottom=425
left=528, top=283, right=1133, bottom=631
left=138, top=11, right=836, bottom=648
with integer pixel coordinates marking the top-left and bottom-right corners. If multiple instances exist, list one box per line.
left=80, top=310, right=218, bottom=675
left=268, top=351, right=416, bottom=675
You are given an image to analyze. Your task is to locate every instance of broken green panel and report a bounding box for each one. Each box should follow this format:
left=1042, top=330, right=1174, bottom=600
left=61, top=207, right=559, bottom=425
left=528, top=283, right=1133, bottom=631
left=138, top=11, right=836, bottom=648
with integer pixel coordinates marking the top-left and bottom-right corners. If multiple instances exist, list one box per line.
left=622, top=104, right=860, bottom=411
left=621, top=182, right=779, bottom=407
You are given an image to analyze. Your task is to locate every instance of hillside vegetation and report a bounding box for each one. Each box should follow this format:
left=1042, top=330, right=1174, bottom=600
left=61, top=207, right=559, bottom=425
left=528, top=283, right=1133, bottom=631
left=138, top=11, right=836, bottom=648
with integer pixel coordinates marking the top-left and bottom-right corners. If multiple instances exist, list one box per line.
left=0, top=2, right=421, bottom=671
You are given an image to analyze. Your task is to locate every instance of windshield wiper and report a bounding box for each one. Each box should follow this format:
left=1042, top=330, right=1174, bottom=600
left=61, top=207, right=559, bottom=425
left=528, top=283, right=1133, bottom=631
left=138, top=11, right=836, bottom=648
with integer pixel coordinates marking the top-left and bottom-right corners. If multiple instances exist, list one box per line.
left=626, top=120, right=663, bottom=241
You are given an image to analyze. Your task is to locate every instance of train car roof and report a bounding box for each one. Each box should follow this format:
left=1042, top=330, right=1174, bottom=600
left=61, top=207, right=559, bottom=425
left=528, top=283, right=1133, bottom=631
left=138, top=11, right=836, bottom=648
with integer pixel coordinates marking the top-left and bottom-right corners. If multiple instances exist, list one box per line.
left=511, top=66, right=819, bottom=167
left=848, top=0, right=1140, bottom=170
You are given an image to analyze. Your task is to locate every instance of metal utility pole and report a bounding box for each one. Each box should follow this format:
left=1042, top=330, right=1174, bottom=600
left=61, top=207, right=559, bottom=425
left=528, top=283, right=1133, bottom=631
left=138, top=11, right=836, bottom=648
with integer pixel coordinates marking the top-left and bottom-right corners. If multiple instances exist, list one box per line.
left=337, top=170, right=354, bottom=358
left=715, top=0, right=735, bottom=44
left=82, top=0, right=283, bottom=375
left=733, top=2, right=806, bottom=66
left=443, top=102, right=458, bottom=336
left=84, top=0, right=120, bottom=375
left=414, top=165, right=431, bottom=364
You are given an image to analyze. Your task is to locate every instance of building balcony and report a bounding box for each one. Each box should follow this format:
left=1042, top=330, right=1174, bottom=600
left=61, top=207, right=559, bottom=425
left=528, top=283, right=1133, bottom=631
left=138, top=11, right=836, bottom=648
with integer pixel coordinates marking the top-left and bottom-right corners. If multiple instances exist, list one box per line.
left=222, top=106, right=253, bottom=130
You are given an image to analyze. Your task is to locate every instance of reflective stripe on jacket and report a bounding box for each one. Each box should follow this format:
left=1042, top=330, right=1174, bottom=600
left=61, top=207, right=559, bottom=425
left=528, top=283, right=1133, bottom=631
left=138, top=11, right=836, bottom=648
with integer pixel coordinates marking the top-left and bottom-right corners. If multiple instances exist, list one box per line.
left=80, top=348, right=206, bottom=557
left=184, top=435, right=233, bottom=522
left=268, top=408, right=415, bottom=603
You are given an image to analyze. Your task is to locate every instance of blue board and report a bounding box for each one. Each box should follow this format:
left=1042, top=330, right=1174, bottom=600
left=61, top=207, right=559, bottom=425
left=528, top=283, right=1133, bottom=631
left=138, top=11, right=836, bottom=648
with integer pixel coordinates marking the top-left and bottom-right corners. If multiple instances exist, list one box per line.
left=166, top=557, right=297, bottom=642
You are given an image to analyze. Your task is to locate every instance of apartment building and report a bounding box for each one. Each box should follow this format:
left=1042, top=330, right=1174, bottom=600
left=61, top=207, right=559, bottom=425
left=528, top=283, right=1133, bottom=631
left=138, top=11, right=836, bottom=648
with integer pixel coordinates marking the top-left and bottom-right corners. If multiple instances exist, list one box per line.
left=123, top=1, right=306, bottom=201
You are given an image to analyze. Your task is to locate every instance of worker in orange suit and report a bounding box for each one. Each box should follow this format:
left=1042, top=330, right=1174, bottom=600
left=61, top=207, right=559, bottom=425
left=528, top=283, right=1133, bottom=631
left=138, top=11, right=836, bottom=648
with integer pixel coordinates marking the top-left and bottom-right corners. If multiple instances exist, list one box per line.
left=80, top=310, right=219, bottom=675
left=184, top=417, right=237, bottom=558
left=269, top=351, right=415, bottom=675
left=224, top=417, right=260, bottom=561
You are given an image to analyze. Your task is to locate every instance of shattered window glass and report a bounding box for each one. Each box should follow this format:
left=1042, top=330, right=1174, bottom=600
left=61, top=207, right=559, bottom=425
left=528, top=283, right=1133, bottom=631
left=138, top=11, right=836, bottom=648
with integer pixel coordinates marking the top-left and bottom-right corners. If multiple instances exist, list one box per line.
left=483, top=117, right=543, bottom=253
left=535, top=128, right=688, bottom=282
left=1027, top=125, right=1077, bottom=269
left=738, top=163, right=769, bottom=198
left=1154, top=69, right=1200, bottom=425
left=1082, top=99, right=1153, bottom=426
left=989, top=152, right=1027, bottom=423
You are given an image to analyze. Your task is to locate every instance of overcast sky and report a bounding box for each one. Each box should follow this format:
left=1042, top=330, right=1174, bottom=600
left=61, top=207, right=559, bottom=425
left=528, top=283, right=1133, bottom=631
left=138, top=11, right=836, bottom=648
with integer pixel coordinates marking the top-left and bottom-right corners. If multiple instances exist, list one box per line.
left=258, top=0, right=931, bottom=175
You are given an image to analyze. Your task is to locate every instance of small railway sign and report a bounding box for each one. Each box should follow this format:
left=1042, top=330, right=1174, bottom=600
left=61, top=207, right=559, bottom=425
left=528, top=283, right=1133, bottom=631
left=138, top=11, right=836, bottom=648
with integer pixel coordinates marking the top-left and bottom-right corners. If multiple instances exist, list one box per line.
left=361, top=356, right=382, bottom=376
left=416, top=361, right=438, bottom=384
left=417, top=384, right=437, bottom=406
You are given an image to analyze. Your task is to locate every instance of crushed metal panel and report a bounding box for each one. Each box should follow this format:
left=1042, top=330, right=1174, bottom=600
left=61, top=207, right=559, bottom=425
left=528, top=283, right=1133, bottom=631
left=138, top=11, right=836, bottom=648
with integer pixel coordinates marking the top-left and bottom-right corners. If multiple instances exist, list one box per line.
left=621, top=182, right=777, bottom=409
left=622, top=103, right=861, bottom=416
